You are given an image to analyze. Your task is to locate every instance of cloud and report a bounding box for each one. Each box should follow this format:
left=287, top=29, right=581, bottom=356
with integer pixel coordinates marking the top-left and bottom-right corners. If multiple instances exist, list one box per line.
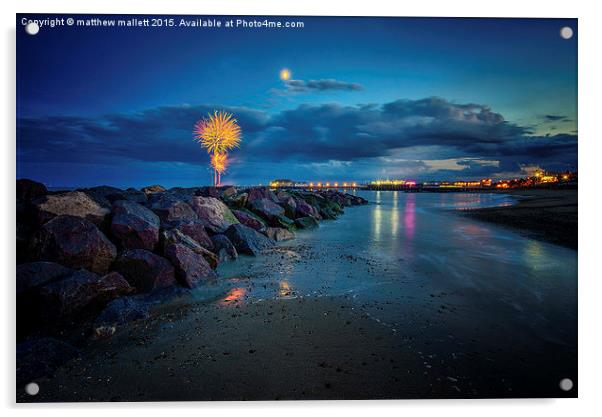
left=279, top=78, right=363, bottom=94
left=17, top=97, right=578, bottom=183
left=540, top=114, right=572, bottom=122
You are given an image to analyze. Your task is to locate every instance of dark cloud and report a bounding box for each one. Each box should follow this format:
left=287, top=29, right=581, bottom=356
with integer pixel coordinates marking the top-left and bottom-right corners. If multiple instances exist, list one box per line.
left=541, top=114, right=572, bottom=122
left=283, top=78, right=363, bottom=93
left=17, top=97, right=577, bottom=182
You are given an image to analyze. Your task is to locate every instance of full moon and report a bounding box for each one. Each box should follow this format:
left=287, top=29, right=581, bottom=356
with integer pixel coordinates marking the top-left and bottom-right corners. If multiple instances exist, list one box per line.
left=279, top=68, right=291, bottom=81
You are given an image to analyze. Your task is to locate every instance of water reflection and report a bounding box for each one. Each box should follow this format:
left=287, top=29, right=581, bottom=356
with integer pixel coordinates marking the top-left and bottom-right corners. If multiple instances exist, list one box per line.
left=404, top=193, right=416, bottom=240
left=372, top=191, right=382, bottom=241
left=279, top=281, right=294, bottom=298
left=391, top=191, right=399, bottom=237
left=219, top=287, right=247, bottom=306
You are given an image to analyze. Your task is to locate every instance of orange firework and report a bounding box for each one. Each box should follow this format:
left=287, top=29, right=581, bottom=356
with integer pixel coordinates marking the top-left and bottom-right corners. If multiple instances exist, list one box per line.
left=193, top=110, right=242, bottom=186
left=193, top=111, right=241, bottom=154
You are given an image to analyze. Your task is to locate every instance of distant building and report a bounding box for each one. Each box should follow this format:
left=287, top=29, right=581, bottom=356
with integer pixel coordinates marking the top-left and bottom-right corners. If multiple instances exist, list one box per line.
left=269, top=179, right=294, bottom=188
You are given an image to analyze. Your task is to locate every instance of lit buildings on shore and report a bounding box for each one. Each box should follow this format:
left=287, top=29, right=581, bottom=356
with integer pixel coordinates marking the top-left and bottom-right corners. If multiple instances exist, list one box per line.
left=268, top=171, right=577, bottom=190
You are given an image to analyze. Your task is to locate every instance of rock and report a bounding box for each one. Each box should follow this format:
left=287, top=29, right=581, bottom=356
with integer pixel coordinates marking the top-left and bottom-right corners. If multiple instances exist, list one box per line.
left=148, top=194, right=197, bottom=224
left=175, top=221, right=214, bottom=250
left=160, top=228, right=218, bottom=269
left=263, top=227, right=295, bottom=241
left=124, top=188, right=148, bottom=204
left=165, top=187, right=199, bottom=202
left=91, top=325, right=116, bottom=340
left=113, top=249, right=176, bottom=293
left=195, top=186, right=220, bottom=198
left=190, top=196, right=239, bottom=231
left=94, top=296, right=149, bottom=326
left=17, top=262, right=73, bottom=295
left=17, top=179, right=47, bottom=201
left=165, top=243, right=217, bottom=288
left=17, top=337, right=79, bottom=385
left=82, top=186, right=148, bottom=207
left=276, top=190, right=292, bottom=201
left=249, top=198, right=285, bottom=223
left=282, top=197, right=297, bottom=219
left=295, top=216, right=320, bottom=229
left=247, top=187, right=279, bottom=204
left=30, top=215, right=117, bottom=274
left=295, top=199, right=321, bottom=220
left=225, top=192, right=248, bottom=209
left=33, top=191, right=110, bottom=225
left=141, top=184, right=166, bottom=194
left=222, top=186, right=237, bottom=198
left=110, top=200, right=160, bottom=250
left=80, top=185, right=127, bottom=208
left=224, top=223, right=275, bottom=256
left=210, top=234, right=238, bottom=262
left=272, top=214, right=296, bottom=230
left=36, top=270, right=132, bottom=320
left=232, top=209, right=267, bottom=231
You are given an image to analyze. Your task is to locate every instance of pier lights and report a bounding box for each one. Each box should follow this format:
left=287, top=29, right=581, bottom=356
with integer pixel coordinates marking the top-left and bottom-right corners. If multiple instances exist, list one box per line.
left=334, top=182, right=339, bottom=187
left=326, top=182, right=330, bottom=187
left=343, top=182, right=348, bottom=187
left=317, top=182, right=322, bottom=187
left=352, top=182, right=357, bottom=187
left=309, top=182, right=314, bottom=187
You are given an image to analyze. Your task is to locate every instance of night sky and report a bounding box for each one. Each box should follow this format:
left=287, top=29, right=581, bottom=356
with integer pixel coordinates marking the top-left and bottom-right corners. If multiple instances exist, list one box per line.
left=17, top=15, right=577, bottom=188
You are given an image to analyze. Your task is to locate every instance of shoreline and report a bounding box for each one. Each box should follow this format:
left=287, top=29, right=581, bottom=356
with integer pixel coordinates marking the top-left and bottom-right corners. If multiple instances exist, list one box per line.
left=458, top=188, right=577, bottom=249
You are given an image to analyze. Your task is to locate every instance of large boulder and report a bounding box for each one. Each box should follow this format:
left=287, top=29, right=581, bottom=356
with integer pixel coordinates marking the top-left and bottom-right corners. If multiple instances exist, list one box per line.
left=190, top=196, right=239, bottom=232
left=148, top=194, right=197, bottom=224
left=263, top=227, right=295, bottom=241
left=17, top=179, right=47, bottom=201
left=30, top=215, right=117, bottom=274
left=17, top=337, right=79, bottom=385
left=295, top=199, right=321, bottom=220
left=232, top=209, right=267, bottom=231
left=249, top=198, right=285, bottom=223
left=160, top=228, right=218, bottom=269
left=16, top=262, right=73, bottom=295
left=222, top=186, right=237, bottom=199
left=123, top=188, right=148, bottom=204
left=295, top=216, right=320, bottom=229
left=94, top=296, right=150, bottom=327
left=247, top=187, right=279, bottom=204
left=282, top=197, right=297, bottom=219
left=224, top=223, right=275, bottom=256
left=110, top=200, right=160, bottom=250
left=112, top=249, right=176, bottom=293
left=165, top=187, right=199, bottom=202
left=224, top=192, right=248, bottom=209
left=33, top=191, right=110, bottom=225
left=36, top=270, right=132, bottom=320
left=210, top=234, right=238, bottom=262
left=164, top=243, right=217, bottom=288
left=195, top=186, right=220, bottom=198
left=175, top=220, right=214, bottom=250
left=80, top=185, right=127, bottom=208
left=141, top=184, right=166, bottom=195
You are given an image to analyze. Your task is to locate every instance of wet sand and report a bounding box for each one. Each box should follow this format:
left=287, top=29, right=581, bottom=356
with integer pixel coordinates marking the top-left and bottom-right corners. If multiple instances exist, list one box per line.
left=460, top=188, right=577, bottom=249
left=20, top=293, right=575, bottom=402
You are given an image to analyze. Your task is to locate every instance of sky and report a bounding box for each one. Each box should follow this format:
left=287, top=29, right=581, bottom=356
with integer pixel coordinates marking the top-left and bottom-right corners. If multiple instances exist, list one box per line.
left=17, top=15, right=578, bottom=188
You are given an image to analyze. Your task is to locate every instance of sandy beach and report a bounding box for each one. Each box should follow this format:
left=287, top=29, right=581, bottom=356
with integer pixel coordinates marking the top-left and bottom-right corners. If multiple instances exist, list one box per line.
left=460, top=188, right=577, bottom=249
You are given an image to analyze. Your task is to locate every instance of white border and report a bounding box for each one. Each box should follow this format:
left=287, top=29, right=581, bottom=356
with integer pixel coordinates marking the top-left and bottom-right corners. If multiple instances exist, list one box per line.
left=3, top=1, right=600, bottom=416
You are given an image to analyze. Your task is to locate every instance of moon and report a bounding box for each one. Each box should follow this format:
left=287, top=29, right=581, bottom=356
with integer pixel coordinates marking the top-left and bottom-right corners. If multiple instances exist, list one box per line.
left=279, top=68, right=291, bottom=81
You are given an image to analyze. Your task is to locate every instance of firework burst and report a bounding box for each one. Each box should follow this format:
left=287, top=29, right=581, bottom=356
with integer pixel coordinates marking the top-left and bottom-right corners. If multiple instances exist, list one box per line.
left=193, top=110, right=242, bottom=186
